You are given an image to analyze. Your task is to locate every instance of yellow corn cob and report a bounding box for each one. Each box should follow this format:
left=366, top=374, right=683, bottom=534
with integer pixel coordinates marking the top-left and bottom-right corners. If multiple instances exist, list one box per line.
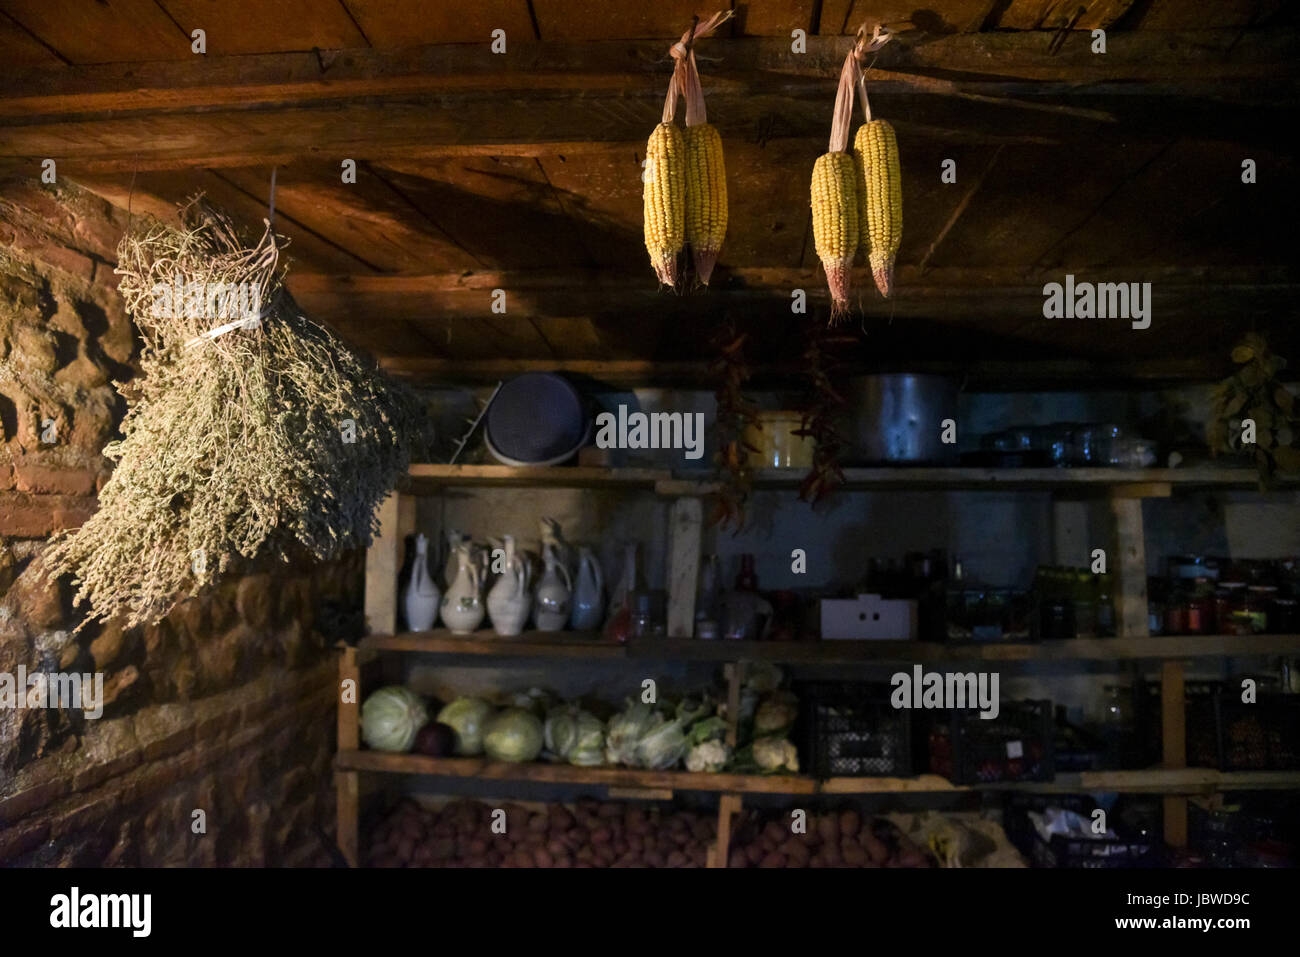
left=810, top=151, right=858, bottom=319
left=643, top=122, right=685, bottom=287
left=684, top=123, right=727, bottom=285
left=853, top=119, right=903, bottom=298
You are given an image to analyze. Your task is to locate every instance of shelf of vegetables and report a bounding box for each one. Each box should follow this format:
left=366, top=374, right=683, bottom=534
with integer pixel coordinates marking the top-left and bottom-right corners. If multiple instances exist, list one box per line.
left=340, top=463, right=1299, bottom=867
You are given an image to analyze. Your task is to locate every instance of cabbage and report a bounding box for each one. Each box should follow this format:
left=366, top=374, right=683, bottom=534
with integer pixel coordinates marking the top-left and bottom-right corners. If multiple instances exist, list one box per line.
left=545, top=705, right=605, bottom=765
left=361, top=686, right=428, bottom=753
left=687, top=715, right=728, bottom=746
left=436, top=697, right=495, bottom=756
left=636, top=718, right=688, bottom=770
left=604, top=700, right=660, bottom=766
left=483, top=708, right=544, bottom=762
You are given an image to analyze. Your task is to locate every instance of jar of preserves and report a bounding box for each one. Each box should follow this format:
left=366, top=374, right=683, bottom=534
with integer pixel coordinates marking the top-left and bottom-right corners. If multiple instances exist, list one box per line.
left=1246, top=585, right=1277, bottom=634
left=1187, top=578, right=1214, bottom=635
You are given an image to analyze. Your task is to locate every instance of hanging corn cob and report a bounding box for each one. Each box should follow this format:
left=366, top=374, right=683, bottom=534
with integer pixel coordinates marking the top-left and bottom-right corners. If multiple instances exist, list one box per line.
left=851, top=29, right=901, bottom=299
left=645, top=11, right=732, bottom=287
left=644, top=122, right=685, bottom=286
left=853, top=119, right=901, bottom=297
left=810, top=41, right=864, bottom=320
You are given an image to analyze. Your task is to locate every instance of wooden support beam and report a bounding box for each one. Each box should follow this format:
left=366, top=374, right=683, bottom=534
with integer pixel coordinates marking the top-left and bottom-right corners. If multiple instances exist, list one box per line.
left=337, top=643, right=362, bottom=868
left=917, top=145, right=1003, bottom=273
left=2, top=31, right=1295, bottom=117
left=710, top=794, right=743, bottom=869
left=1110, top=496, right=1149, bottom=639
left=666, top=497, right=703, bottom=639
left=364, top=492, right=414, bottom=636
left=1161, top=660, right=1189, bottom=848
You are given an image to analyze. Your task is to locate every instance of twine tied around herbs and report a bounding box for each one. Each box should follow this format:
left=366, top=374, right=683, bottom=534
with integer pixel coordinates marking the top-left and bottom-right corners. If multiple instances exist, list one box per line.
left=662, top=9, right=734, bottom=127
left=829, top=23, right=893, bottom=152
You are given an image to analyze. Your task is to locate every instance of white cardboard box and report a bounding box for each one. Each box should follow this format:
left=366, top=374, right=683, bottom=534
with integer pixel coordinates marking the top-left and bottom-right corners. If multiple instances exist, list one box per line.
left=820, top=594, right=918, bottom=640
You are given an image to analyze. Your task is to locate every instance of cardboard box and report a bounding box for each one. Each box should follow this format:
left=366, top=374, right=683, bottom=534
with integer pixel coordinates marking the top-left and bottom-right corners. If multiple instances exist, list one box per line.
left=820, top=594, right=918, bottom=640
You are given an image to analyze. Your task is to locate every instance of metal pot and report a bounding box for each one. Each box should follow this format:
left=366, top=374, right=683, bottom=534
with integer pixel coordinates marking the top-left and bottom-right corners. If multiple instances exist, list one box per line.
left=846, top=374, right=960, bottom=464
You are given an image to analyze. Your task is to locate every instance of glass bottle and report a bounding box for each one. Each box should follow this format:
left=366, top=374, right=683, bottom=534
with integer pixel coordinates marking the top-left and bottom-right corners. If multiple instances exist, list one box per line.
left=1073, top=570, right=1098, bottom=639
left=1096, top=573, right=1116, bottom=637
left=735, top=553, right=758, bottom=593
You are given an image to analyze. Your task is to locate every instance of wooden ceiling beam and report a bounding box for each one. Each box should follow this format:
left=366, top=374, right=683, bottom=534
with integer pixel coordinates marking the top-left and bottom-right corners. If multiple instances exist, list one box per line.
left=1, top=29, right=1295, bottom=118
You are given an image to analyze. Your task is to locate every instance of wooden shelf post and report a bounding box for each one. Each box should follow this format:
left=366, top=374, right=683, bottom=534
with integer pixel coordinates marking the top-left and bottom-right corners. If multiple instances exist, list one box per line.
left=1161, top=659, right=1189, bottom=848
left=1109, top=495, right=1149, bottom=638
left=666, top=496, right=703, bottom=638
left=337, top=644, right=362, bottom=867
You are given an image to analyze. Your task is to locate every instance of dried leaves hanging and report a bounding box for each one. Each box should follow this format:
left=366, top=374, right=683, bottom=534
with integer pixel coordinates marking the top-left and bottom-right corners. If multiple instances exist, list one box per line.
left=45, top=201, right=430, bottom=629
left=708, top=318, right=759, bottom=530
left=797, top=324, right=848, bottom=504
left=1208, top=333, right=1299, bottom=488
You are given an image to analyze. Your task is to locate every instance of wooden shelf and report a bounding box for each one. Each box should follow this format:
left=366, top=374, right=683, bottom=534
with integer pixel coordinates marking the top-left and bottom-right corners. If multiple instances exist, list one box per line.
left=335, top=751, right=1300, bottom=797
left=357, top=630, right=1300, bottom=662
left=401, top=464, right=1289, bottom=498
left=360, top=629, right=621, bottom=657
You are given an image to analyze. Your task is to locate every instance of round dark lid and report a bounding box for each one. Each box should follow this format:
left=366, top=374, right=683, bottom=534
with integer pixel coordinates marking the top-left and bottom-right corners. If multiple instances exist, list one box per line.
left=486, top=373, right=587, bottom=464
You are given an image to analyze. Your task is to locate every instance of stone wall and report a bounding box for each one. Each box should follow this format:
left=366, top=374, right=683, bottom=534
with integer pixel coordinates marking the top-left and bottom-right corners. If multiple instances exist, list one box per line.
left=0, top=181, right=359, bottom=866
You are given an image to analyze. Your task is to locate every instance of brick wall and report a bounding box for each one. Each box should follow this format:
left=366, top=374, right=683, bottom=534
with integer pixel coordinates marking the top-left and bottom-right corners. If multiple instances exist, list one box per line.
left=1, top=181, right=358, bottom=866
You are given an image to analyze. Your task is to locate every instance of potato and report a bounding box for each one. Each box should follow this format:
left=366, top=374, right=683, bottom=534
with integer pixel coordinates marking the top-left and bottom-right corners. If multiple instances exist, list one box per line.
left=625, top=808, right=649, bottom=833
left=395, top=836, right=415, bottom=861
left=759, top=852, right=786, bottom=868
left=591, top=826, right=612, bottom=844
left=746, top=843, right=765, bottom=865
left=691, top=818, right=713, bottom=842
left=575, top=845, right=595, bottom=862
left=841, top=843, right=867, bottom=866
left=645, top=850, right=665, bottom=867
left=839, top=809, right=861, bottom=839
left=898, top=849, right=930, bottom=868
left=626, top=834, right=644, bottom=852
left=728, top=849, right=748, bottom=868
left=781, top=838, right=811, bottom=866
left=546, top=837, right=568, bottom=857
left=863, top=833, right=889, bottom=865
left=534, top=848, right=554, bottom=868
left=816, top=813, right=840, bottom=845
left=688, top=845, right=707, bottom=867
left=370, top=853, right=397, bottom=868
left=598, top=802, right=623, bottom=819
left=762, top=821, right=787, bottom=845
left=595, top=844, right=616, bottom=865
left=552, top=852, right=572, bottom=868
left=433, top=820, right=454, bottom=838
left=528, top=813, right=549, bottom=833
left=666, top=850, right=687, bottom=868
left=549, top=805, right=576, bottom=831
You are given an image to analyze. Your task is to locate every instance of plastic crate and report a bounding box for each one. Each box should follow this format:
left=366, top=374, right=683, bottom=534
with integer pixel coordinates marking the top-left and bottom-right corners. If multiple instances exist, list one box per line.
left=1003, top=795, right=1158, bottom=869
left=1137, top=681, right=1223, bottom=768
left=1213, top=694, right=1300, bottom=771
left=797, top=682, right=912, bottom=780
left=928, top=699, right=1054, bottom=784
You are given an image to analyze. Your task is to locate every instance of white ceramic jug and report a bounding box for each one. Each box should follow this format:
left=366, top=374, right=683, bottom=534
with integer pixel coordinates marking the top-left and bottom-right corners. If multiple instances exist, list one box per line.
left=402, top=533, right=441, bottom=632
left=443, top=529, right=467, bottom=588
left=440, top=544, right=484, bottom=634
left=487, top=534, right=532, bottom=636
left=534, top=544, right=574, bottom=632
left=539, top=516, right=575, bottom=579
left=570, top=546, right=605, bottom=631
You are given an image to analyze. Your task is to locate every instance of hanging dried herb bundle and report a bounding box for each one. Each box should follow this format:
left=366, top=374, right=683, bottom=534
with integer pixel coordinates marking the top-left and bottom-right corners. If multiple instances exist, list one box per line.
left=797, top=324, right=848, bottom=504
left=1207, top=333, right=1299, bottom=488
left=708, top=319, right=759, bottom=530
left=45, top=201, right=430, bottom=628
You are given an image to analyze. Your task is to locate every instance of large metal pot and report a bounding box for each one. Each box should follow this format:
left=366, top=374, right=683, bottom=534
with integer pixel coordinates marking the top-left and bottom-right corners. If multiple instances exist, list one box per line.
left=846, top=374, right=960, bottom=464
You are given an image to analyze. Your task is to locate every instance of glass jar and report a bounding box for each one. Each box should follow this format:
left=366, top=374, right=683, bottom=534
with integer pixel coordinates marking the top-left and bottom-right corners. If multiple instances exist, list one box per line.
left=1072, top=571, right=1098, bottom=639
left=1096, top=573, right=1116, bottom=637
left=1165, top=586, right=1189, bottom=635
left=1246, top=585, right=1277, bottom=633
left=629, top=590, right=667, bottom=639
left=1228, top=611, right=1255, bottom=636
left=1100, top=685, right=1133, bottom=769
left=1188, top=578, right=1215, bottom=635
left=1272, top=598, right=1298, bottom=634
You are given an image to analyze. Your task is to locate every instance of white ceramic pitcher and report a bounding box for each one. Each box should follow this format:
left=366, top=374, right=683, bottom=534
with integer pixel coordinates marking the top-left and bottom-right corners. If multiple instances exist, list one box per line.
left=440, top=543, right=484, bottom=634
left=570, top=546, right=605, bottom=631
left=487, top=534, right=532, bottom=636
left=534, top=544, right=574, bottom=632
left=402, top=532, right=441, bottom=632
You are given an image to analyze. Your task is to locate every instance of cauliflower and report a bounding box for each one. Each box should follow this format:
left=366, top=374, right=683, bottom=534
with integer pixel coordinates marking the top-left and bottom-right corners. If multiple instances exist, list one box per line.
left=754, top=690, right=799, bottom=734
left=686, top=739, right=731, bottom=773
left=753, top=736, right=799, bottom=773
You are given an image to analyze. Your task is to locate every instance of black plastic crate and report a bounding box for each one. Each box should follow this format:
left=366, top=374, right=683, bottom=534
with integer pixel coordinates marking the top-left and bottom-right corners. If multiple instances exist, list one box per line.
left=797, top=682, right=912, bottom=780
left=1137, top=681, right=1223, bottom=768
left=1003, top=795, right=1158, bottom=869
left=928, top=699, right=1054, bottom=784
left=1213, top=694, right=1300, bottom=771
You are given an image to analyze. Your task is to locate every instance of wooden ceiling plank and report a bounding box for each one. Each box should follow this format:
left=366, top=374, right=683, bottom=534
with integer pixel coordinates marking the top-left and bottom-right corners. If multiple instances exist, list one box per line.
left=3, top=31, right=1297, bottom=118
left=341, top=0, right=535, bottom=46
left=1, top=0, right=193, bottom=64
left=157, top=0, right=369, bottom=55
left=0, top=11, right=66, bottom=65
left=916, top=144, right=1003, bottom=273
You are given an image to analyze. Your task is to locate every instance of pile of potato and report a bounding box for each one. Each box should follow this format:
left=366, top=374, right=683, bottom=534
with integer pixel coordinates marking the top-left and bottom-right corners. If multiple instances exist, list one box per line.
left=727, top=808, right=934, bottom=868
left=368, top=798, right=715, bottom=868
